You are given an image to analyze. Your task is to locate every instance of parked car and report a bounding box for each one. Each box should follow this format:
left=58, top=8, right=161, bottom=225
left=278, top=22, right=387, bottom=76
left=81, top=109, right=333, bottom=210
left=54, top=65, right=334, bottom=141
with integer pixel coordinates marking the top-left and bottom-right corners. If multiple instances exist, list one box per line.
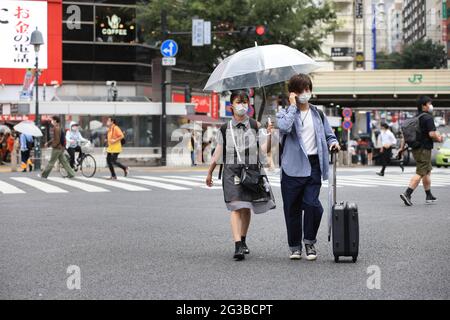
left=434, top=116, right=445, bottom=128
left=436, top=139, right=450, bottom=168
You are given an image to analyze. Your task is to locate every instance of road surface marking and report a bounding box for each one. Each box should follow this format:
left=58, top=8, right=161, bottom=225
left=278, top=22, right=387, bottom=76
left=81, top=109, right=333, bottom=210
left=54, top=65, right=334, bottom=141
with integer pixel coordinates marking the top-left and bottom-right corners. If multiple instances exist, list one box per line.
left=11, top=177, right=68, bottom=193
left=0, top=180, right=26, bottom=194
left=47, top=177, right=109, bottom=192
left=79, top=177, right=149, bottom=191
left=117, top=177, right=188, bottom=191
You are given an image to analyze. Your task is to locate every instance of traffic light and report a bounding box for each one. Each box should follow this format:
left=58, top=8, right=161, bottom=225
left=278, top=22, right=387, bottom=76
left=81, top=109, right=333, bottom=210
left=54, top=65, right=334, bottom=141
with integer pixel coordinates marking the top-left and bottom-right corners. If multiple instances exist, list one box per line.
left=255, top=25, right=266, bottom=36
left=239, top=25, right=267, bottom=37
left=184, top=85, right=191, bottom=103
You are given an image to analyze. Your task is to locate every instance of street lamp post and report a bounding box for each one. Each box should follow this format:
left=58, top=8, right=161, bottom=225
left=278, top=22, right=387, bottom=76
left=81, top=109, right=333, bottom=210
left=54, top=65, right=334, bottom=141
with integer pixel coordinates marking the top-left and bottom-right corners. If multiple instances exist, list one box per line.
left=30, top=27, right=44, bottom=171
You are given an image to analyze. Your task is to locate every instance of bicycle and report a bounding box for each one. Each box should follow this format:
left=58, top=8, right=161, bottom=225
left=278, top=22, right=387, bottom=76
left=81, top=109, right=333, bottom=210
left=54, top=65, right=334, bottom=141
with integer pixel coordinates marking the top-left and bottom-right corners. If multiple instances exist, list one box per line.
left=59, top=141, right=97, bottom=178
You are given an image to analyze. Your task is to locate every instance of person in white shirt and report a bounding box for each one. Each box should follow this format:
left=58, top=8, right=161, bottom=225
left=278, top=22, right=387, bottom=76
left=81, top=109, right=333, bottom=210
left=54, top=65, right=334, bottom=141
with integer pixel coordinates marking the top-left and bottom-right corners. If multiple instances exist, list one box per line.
left=377, top=123, right=397, bottom=176
left=66, top=121, right=89, bottom=169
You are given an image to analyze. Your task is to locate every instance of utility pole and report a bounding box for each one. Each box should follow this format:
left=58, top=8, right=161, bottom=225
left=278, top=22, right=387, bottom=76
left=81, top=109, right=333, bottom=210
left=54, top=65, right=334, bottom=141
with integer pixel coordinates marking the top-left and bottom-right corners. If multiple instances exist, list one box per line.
left=161, top=10, right=168, bottom=166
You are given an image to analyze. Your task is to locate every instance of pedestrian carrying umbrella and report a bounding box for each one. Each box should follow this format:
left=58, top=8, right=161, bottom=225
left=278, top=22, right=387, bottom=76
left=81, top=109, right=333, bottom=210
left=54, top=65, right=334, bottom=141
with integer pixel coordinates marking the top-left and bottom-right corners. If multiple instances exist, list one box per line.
left=203, top=44, right=321, bottom=92
left=13, top=120, right=43, bottom=137
left=180, top=122, right=202, bottom=131
left=0, top=124, right=11, bottom=133
left=89, top=120, right=103, bottom=130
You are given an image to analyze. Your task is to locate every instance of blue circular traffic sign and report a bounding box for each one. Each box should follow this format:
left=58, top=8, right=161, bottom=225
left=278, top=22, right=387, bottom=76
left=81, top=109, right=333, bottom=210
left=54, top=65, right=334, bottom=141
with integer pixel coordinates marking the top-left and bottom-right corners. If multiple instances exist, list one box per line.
left=342, top=120, right=353, bottom=130
left=342, top=108, right=352, bottom=118
left=161, top=40, right=178, bottom=57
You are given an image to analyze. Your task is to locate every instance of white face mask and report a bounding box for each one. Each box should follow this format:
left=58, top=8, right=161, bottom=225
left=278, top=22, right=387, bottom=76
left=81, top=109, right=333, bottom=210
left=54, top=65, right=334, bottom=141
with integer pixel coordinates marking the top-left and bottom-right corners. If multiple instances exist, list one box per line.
left=234, top=103, right=248, bottom=116
left=428, top=104, right=434, bottom=113
left=297, top=92, right=312, bottom=104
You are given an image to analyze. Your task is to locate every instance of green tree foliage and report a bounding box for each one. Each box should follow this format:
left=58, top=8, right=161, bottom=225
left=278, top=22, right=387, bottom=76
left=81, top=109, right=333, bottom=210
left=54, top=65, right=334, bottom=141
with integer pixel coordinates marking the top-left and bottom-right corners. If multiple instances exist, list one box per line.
left=376, top=40, right=447, bottom=69
left=137, top=0, right=337, bottom=72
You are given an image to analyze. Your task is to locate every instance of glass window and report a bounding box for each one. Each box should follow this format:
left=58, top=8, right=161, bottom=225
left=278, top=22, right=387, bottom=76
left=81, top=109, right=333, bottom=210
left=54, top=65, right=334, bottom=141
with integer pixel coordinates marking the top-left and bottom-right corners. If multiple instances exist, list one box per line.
left=63, top=4, right=93, bottom=22
left=138, top=116, right=160, bottom=147
left=95, top=6, right=136, bottom=43
left=94, top=45, right=137, bottom=62
left=63, top=23, right=94, bottom=42
left=63, top=44, right=95, bottom=60
left=63, top=63, right=94, bottom=81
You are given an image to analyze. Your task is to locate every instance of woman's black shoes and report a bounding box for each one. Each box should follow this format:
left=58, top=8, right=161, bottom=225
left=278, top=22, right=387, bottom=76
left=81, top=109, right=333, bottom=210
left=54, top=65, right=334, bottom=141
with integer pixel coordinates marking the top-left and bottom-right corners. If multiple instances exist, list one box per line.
left=233, top=241, right=245, bottom=261
left=241, top=242, right=250, bottom=254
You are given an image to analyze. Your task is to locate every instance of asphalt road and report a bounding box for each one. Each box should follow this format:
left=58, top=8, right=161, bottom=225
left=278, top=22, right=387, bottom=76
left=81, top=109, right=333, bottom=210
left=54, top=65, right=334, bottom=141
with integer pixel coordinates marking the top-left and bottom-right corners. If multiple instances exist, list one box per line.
left=0, top=167, right=449, bottom=300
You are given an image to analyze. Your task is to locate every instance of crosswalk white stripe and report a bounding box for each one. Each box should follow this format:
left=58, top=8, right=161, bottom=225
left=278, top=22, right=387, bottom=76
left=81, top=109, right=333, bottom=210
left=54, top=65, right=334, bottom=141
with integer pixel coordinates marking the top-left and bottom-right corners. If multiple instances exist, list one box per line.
left=339, top=177, right=408, bottom=186
left=78, top=177, right=149, bottom=191
left=117, top=177, right=188, bottom=191
left=0, top=180, right=26, bottom=194
left=164, top=175, right=205, bottom=182
left=136, top=176, right=202, bottom=187
left=345, top=176, right=449, bottom=186
left=11, top=177, right=68, bottom=193
left=47, top=177, right=109, bottom=192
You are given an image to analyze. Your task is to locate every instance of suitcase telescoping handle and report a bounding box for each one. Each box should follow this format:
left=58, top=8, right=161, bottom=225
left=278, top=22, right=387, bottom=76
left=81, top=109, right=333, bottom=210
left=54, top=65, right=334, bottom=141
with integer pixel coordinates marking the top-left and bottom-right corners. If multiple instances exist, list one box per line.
left=328, top=150, right=339, bottom=242
left=331, top=150, right=338, bottom=205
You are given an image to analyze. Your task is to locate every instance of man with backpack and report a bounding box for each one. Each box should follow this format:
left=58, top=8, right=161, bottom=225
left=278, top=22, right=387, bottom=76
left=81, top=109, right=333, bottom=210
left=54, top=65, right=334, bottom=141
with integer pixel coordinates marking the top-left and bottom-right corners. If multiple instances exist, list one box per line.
left=400, top=96, right=443, bottom=206
left=19, top=132, right=34, bottom=172
left=40, top=116, right=75, bottom=179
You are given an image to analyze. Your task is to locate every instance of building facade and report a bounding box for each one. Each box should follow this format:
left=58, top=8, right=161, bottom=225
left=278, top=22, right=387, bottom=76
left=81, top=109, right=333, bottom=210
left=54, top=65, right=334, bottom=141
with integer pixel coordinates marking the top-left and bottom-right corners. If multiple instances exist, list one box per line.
left=387, top=0, right=403, bottom=53
left=403, top=0, right=427, bottom=44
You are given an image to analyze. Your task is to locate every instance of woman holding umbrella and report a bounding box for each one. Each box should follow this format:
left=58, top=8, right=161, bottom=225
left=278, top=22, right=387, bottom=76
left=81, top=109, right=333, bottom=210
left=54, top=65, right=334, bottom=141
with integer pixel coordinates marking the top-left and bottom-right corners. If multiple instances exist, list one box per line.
left=206, top=90, right=276, bottom=261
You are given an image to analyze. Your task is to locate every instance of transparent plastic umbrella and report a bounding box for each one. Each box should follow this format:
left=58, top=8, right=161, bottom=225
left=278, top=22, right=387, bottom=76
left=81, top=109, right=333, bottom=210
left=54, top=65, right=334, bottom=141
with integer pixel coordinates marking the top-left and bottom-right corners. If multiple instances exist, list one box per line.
left=203, top=44, right=321, bottom=92
left=0, top=125, right=11, bottom=133
left=13, top=120, right=43, bottom=137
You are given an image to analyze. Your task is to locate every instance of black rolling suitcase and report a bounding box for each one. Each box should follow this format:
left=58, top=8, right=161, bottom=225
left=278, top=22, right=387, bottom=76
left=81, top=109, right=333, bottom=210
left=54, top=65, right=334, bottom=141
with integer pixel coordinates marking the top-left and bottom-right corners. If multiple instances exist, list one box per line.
left=328, top=152, right=359, bottom=263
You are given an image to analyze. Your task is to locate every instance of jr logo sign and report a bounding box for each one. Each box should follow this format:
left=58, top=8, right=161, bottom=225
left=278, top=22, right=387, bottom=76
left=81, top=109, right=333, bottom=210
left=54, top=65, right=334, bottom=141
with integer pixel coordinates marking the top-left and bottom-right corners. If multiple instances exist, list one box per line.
left=408, top=74, right=423, bottom=84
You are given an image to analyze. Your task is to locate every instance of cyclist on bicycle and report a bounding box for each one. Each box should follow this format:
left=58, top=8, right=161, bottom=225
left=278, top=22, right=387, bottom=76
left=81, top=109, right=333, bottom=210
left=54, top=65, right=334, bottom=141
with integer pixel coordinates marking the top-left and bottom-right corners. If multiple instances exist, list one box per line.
left=66, top=122, right=89, bottom=169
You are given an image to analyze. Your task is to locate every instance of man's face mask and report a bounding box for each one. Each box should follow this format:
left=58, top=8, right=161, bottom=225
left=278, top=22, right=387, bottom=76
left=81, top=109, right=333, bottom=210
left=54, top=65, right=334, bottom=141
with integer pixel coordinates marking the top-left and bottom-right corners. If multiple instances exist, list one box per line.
left=296, top=92, right=312, bottom=104
left=428, top=104, right=434, bottom=113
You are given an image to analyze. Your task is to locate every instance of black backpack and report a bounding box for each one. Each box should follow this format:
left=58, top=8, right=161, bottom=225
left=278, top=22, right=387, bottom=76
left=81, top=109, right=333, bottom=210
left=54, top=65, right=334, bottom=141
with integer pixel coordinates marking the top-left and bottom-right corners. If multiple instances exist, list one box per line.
left=400, top=113, right=426, bottom=149
left=26, top=137, right=34, bottom=151
left=60, top=129, right=66, bottom=147
left=279, top=107, right=325, bottom=165
left=114, top=126, right=126, bottom=145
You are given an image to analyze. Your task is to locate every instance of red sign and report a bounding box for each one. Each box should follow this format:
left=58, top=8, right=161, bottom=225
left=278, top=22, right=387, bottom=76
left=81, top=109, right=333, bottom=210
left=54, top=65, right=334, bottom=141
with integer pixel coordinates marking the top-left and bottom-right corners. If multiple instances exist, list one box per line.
left=342, top=108, right=352, bottom=118
left=0, top=0, right=62, bottom=85
left=172, top=93, right=211, bottom=114
left=342, top=120, right=353, bottom=130
left=0, top=114, right=53, bottom=122
left=211, top=93, right=219, bottom=119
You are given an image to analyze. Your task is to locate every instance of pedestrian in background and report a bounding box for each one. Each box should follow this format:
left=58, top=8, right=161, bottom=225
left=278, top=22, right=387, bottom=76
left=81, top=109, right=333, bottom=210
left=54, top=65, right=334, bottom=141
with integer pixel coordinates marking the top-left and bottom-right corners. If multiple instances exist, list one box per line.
left=3, top=132, right=14, bottom=163
left=0, top=132, right=5, bottom=163
left=277, top=74, right=340, bottom=261
left=376, top=123, right=398, bottom=176
left=400, top=96, right=443, bottom=206
left=206, top=90, right=275, bottom=261
left=106, top=117, right=129, bottom=180
left=41, top=116, right=75, bottom=179
left=11, top=132, right=20, bottom=172
left=19, top=132, right=34, bottom=172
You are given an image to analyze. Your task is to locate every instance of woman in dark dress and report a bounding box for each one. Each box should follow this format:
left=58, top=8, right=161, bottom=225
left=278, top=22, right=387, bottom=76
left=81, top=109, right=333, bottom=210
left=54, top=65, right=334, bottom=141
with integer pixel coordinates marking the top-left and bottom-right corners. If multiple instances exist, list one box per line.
left=206, top=90, right=276, bottom=261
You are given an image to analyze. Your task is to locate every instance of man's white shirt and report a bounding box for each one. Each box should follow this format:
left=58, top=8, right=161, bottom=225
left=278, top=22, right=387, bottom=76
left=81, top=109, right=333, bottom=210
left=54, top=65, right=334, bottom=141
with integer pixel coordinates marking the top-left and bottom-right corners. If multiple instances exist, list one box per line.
left=380, top=130, right=397, bottom=147
left=299, top=108, right=318, bottom=155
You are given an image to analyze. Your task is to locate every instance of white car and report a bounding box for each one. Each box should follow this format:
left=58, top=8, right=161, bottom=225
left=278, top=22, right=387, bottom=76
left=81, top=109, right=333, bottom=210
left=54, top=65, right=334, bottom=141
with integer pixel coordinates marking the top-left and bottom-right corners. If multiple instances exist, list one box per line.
left=434, top=116, right=445, bottom=127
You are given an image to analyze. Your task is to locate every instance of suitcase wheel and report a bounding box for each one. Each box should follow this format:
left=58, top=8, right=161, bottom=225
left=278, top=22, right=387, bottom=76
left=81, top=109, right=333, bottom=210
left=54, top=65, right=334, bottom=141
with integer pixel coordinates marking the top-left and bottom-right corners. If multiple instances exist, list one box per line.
left=352, top=256, right=357, bottom=263
left=334, top=256, right=339, bottom=263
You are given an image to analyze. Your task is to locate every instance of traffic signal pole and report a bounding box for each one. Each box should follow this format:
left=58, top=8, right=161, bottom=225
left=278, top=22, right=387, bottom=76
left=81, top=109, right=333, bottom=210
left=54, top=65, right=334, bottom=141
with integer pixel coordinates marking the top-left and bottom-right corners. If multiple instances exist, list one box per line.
left=161, top=10, right=168, bottom=166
